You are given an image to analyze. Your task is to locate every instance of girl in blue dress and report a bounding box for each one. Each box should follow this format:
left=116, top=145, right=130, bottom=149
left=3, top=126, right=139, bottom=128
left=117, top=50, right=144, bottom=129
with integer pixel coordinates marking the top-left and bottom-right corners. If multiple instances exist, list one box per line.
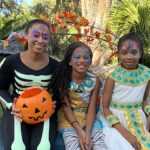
left=50, top=41, right=108, bottom=150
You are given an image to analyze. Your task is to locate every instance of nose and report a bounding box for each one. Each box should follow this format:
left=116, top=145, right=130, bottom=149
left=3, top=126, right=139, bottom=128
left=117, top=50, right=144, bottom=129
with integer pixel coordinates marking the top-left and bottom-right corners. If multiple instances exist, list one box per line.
left=126, top=53, right=133, bottom=59
left=37, top=36, right=44, bottom=43
left=78, top=57, right=85, bottom=63
left=35, top=108, right=40, bottom=113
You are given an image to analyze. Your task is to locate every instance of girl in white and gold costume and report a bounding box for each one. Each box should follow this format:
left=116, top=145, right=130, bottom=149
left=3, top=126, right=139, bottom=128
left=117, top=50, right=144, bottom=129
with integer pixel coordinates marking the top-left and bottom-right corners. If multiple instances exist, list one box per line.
left=103, top=32, right=150, bottom=150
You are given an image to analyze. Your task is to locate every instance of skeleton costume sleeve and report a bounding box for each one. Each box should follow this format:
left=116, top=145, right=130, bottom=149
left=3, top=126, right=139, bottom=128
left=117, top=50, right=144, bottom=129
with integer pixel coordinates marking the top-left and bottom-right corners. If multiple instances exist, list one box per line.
left=0, top=57, right=13, bottom=109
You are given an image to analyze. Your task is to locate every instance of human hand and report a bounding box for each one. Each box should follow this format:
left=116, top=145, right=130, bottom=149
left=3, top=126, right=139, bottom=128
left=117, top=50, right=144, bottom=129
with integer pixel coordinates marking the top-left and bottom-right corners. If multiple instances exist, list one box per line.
left=124, top=131, right=141, bottom=150
left=11, top=98, right=22, bottom=122
left=77, top=128, right=86, bottom=150
left=146, top=114, right=150, bottom=131
left=85, top=131, right=92, bottom=150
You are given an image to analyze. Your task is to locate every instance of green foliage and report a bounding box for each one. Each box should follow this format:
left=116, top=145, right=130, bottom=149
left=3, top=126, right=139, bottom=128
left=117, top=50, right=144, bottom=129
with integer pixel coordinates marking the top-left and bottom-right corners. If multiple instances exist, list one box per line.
left=0, top=0, right=21, bottom=16
left=54, top=0, right=81, bottom=15
left=31, top=0, right=56, bottom=18
left=0, top=4, right=34, bottom=39
left=108, top=0, right=150, bottom=67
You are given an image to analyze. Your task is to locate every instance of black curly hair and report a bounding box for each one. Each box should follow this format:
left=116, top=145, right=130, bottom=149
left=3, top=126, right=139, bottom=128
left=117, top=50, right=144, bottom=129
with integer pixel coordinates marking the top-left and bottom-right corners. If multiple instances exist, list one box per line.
left=50, top=41, right=93, bottom=101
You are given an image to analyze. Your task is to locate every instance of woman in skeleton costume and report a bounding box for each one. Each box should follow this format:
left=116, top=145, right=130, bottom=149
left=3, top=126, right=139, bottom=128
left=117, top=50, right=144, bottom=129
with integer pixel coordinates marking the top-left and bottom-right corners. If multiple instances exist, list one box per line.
left=0, top=19, right=58, bottom=150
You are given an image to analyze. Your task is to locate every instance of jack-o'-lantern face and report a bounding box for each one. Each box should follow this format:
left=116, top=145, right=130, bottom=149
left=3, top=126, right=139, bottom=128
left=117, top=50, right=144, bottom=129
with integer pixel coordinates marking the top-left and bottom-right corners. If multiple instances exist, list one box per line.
left=16, top=88, right=53, bottom=124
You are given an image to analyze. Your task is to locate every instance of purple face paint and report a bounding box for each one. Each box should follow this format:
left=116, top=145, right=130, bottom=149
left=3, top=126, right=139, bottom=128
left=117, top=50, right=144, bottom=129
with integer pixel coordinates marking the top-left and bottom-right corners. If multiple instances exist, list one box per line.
left=130, top=42, right=139, bottom=50
left=39, top=25, right=47, bottom=31
left=42, top=33, right=49, bottom=44
left=30, top=26, right=50, bottom=45
left=120, top=40, right=140, bottom=56
left=39, top=25, right=50, bottom=44
left=31, top=29, right=39, bottom=42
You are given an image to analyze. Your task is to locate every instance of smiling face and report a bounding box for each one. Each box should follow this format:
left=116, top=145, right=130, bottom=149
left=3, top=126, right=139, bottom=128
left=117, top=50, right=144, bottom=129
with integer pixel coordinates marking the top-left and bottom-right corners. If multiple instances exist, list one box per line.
left=69, top=46, right=92, bottom=74
left=118, top=40, right=141, bottom=69
left=26, top=23, right=50, bottom=54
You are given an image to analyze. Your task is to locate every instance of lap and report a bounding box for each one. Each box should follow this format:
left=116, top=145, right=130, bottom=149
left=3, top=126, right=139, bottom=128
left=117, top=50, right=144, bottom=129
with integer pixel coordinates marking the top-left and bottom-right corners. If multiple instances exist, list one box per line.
left=2, top=110, right=57, bottom=150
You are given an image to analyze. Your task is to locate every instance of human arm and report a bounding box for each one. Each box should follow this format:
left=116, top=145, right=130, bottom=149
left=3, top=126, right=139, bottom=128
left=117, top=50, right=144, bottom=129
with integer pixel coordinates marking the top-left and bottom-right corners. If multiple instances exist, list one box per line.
left=142, top=80, right=150, bottom=131
left=85, top=77, right=100, bottom=149
left=103, top=77, right=141, bottom=150
left=0, top=57, right=22, bottom=120
left=0, top=58, right=13, bottom=109
left=62, top=95, right=86, bottom=150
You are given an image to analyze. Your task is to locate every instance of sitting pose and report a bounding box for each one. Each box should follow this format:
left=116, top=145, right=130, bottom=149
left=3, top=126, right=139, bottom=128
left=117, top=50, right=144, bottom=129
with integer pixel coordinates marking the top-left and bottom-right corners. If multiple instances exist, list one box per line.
left=50, top=41, right=108, bottom=150
left=0, top=19, right=58, bottom=150
left=103, top=32, right=150, bottom=150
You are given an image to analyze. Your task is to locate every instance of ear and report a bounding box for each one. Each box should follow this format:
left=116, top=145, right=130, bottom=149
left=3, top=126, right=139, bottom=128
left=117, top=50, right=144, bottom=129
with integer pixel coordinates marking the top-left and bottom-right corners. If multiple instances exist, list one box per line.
left=24, top=35, right=28, bottom=41
left=69, top=61, right=72, bottom=66
left=139, top=51, right=142, bottom=58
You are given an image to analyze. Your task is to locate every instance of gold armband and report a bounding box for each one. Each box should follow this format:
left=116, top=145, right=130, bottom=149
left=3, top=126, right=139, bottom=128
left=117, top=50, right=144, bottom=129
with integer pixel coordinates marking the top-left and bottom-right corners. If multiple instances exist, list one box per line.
left=106, top=114, right=120, bottom=127
left=144, top=105, right=150, bottom=115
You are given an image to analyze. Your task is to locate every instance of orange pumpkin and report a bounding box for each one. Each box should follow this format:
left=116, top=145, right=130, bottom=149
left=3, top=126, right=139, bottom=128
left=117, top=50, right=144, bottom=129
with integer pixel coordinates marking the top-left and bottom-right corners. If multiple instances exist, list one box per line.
left=16, top=88, right=53, bottom=124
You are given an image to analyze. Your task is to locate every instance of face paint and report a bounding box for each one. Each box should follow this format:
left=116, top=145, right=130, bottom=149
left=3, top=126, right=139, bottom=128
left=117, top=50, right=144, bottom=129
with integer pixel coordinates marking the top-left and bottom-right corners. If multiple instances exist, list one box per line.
left=83, top=52, right=91, bottom=64
left=127, top=41, right=132, bottom=51
left=72, top=55, right=79, bottom=64
left=120, top=40, right=140, bottom=56
left=31, top=29, right=39, bottom=42
left=132, top=42, right=139, bottom=49
left=41, top=33, right=49, bottom=44
left=31, top=26, right=50, bottom=44
left=39, top=25, right=47, bottom=31
left=72, top=50, right=91, bottom=64
left=39, top=25, right=50, bottom=44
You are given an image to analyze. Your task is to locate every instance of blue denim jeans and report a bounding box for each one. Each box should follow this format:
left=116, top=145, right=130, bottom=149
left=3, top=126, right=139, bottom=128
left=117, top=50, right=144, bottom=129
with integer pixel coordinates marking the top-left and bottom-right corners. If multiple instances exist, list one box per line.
left=55, top=133, right=65, bottom=150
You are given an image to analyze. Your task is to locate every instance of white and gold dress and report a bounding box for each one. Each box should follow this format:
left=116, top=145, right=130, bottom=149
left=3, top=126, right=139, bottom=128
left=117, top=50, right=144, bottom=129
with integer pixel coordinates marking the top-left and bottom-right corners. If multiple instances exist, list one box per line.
left=106, top=64, right=150, bottom=150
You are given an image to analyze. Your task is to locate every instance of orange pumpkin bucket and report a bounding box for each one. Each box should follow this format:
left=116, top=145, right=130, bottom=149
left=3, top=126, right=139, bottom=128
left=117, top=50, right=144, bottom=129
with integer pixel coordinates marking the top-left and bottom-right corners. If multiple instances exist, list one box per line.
left=16, top=88, right=53, bottom=124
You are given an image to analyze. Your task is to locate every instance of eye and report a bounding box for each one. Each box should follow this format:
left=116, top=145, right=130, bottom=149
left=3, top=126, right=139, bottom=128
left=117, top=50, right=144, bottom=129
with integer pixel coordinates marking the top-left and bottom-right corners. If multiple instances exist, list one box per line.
left=84, top=56, right=90, bottom=60
left=131, top=49, right=138, bottom=55
left=23, top=104, right=28, bottom=108
left=32, top=33, right=39, bottom=38
left=74, top=56, right=80, bottom=59
left=120, top=50, right=127, bottom=55
left=43, top=36, right=49, bottom=41
left=83, top=53, right=90, bottom=60
left=42, top=97, right=46, bottom=103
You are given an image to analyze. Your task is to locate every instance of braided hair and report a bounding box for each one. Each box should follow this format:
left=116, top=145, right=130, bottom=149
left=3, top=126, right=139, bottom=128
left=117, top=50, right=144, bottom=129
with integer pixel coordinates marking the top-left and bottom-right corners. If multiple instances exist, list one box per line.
left=50, top=41, right=93, bottom=102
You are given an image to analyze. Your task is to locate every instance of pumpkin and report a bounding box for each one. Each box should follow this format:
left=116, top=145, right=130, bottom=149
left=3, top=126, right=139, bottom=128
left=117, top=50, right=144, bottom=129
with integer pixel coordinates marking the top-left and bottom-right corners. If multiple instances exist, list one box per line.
left=16, top=88, right=53, bottom=124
